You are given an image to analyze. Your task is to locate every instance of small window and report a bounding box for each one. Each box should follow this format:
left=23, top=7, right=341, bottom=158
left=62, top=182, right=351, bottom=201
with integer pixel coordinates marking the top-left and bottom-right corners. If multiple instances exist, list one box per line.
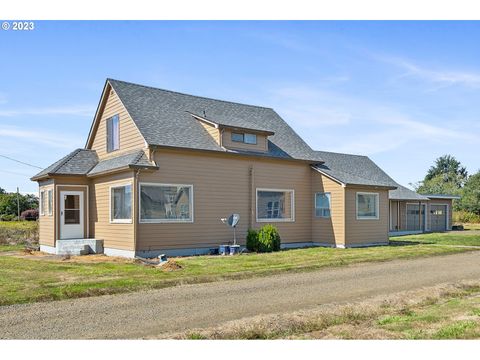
left=231, top=133, right=244, bottom=142
left=356, top=192, right=379, bottom=220
left=107, top=115, right=120, bottom=152
left=47, top=190, right=53, bottom=216
left=39, top=191, right=45, bottom=216
left=110, top=184, right=132, bottom=223
left=315, top=192, right=331, bottom=218
left=256, top=189, right=294, bottom=222
left=244, top=133, right=257, bottom=144
left=140, top=183, right=193, bottom=223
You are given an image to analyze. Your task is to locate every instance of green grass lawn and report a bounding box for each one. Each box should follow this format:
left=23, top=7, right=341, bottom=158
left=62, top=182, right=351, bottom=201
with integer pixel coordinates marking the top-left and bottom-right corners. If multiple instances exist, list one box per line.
left=391, top=226, right=480, bottom=246
left=0, top=237, right=478, bottom=306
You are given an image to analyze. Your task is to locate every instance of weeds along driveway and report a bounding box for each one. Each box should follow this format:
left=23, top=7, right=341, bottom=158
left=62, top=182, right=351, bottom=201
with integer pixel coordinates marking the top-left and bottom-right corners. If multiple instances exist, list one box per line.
left=1, top=251, right=479, bottom=339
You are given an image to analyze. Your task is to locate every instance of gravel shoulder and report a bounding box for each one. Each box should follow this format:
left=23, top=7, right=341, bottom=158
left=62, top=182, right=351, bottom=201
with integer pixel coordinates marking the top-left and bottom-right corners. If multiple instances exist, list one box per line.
left=1, top=251, right=479, bottom=339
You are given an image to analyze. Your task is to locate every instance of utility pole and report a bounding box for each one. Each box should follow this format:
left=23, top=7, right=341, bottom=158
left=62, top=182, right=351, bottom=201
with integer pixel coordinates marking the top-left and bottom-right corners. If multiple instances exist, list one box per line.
left=17, top=187, right=20, bottom=221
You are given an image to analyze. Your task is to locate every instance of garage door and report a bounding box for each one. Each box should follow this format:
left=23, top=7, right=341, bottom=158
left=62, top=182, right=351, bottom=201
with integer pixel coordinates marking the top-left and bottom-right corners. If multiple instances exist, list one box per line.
left=406, top=204, right=425, bottom=231
left=430, top=205, right=447, bottom=232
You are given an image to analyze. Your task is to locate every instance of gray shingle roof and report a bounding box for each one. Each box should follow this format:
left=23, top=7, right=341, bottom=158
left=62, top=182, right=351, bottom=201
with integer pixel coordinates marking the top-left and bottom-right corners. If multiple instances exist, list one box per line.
left=389, top=184, right=430, bottom=201
left=88, top=150, right=157, bottom=176
left=31, top=149, right=156, bottom=180
left=312, top=151, right=398, bottom=188
left=107, top=79, right=322, bottom=162
left=31, top=149, right=98, bottom=180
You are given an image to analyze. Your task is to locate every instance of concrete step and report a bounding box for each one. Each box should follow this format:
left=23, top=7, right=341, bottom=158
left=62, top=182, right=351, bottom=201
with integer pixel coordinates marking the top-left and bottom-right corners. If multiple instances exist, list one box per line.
left=56, top=239, right=104, bottom=255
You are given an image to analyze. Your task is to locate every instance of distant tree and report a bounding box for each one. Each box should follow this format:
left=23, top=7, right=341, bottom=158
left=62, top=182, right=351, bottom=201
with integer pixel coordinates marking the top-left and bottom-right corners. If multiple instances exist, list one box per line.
left=0, top=187, right=6, bottom=195
left=0, top=192, right=39, bottom=218
left=460, top=172, right=480, bottom=215
left=425, top=154, right=468, bottom=187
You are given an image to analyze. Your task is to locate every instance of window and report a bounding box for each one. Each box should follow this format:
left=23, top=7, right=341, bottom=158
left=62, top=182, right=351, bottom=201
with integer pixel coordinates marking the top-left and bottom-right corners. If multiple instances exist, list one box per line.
left=256, top=189, right=294, bottom=222
left=39, top=191, right=45, bottom=216
left=107, top=114, right=120, bottom=152
left=140, top=183, right=193, bottom=223
left=356, top=192, right=379, bottom=220
left=231, top=133, right=244, bottom=142
left=231, top=132, right=257, bottom=145
left=47, top=190, right=53, bottom=216
left=110, top=184, right=132, bottom=223
left=244, top=133, right=257, bottom=144
left=315, top=192, right=331, bottom=218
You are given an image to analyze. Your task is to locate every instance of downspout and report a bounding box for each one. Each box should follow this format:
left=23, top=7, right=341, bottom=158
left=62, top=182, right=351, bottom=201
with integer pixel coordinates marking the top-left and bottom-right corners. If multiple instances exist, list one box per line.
left=249, top=165, right=254, bottom=229
left=397, top=201, right=400, bottom=231
left=133, top=169, right=140, bottom=256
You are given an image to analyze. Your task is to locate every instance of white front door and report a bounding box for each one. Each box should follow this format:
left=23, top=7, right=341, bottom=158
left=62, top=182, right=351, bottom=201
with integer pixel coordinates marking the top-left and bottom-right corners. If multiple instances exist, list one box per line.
left=60, top=191, right=84, bottom=239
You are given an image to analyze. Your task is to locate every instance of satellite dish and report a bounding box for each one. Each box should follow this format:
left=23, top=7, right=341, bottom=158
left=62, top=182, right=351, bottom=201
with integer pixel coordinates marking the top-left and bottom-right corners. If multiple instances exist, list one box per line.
left=227, top=213, right=240, bottom=227
left=221, top=213, right=240, bottom=246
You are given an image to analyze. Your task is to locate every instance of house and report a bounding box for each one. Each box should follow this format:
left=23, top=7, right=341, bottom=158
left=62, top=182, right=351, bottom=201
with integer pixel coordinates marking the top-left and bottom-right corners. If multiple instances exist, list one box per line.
left=31, top=79, right=457, bottom=257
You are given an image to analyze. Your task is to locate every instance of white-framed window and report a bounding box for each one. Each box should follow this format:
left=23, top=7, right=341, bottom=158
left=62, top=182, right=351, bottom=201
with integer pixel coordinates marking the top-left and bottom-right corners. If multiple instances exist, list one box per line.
left=39, top=190, right=45, bottom=216
left=356, top=192, right=379, bottom=220
left=256, top=188, right=294, bottom=222
left=139, top=183, right=194, bottom=223
left=110, top=184, right=132, bottom=223
left=231, top=132, right=257, bottom=145
left=47, top=189, right=53, bottom=216
left=315, top=192, right=331, bottom=218
left=106, top=114, right=120, bottom=152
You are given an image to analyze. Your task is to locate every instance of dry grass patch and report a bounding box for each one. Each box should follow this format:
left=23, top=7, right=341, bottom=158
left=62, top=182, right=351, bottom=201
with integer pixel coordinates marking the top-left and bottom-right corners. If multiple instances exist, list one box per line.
left=163, top=282, right=480, bottom=340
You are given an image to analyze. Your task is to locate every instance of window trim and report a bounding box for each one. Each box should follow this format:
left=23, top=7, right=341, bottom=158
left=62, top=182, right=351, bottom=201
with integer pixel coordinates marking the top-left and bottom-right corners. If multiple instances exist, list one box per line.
left=39, top=190, right=45, bottom=216
left=106, top=114, right=120, bottom=153
left=256, top=188, right=295, bottom=223
left=109, top=183, right=133, bottom=224
left=139, top=182, right=194, bottom=224
left=356, top=191, right=380, bottom=220
left=315, top=192, right=331, bottom=218
left=47, top=189, right=53, bottom=216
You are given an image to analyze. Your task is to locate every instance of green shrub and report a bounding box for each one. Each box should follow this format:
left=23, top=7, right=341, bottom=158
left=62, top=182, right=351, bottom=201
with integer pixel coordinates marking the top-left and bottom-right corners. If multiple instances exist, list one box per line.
left=246, top=228, right=259, bottom=252
left=257, top=224, right=281, bottom=252
left=453, top=211, right=480, bottom=224
left=0, top=214, right=16, bottom=221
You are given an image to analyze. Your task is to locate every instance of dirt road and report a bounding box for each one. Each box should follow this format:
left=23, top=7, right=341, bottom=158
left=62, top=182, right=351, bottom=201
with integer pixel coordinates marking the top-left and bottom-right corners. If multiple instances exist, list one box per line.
left=1, top=251, right=479, bottom=339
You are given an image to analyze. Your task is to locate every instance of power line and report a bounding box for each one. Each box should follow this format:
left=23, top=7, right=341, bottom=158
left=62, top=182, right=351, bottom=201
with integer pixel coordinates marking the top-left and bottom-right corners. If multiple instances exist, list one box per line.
left=0, top=169, right=33, bottom=177
left=0, top=154, right=43, bottom=169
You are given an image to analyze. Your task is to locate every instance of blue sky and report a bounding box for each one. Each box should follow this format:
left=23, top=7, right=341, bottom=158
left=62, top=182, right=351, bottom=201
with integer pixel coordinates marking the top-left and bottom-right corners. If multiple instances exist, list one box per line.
left=1, top=21, right=479, bottom=194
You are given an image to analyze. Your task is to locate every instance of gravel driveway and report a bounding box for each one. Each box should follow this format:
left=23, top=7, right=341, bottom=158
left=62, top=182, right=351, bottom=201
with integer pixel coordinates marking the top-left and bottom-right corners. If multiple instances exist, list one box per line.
left=1, top=251, right=479, bottom=339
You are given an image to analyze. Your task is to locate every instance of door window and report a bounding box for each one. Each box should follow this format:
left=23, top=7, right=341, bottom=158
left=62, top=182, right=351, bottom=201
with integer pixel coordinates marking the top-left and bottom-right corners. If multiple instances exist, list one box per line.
left=64, top=194, right=80, bottom=224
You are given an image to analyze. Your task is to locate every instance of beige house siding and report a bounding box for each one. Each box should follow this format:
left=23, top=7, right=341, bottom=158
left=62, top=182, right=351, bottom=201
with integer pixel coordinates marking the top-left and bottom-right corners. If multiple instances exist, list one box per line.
left=221, top=129, right=268, bottom=152
left=137, top=148, right=312, bottom=251
left=89, top=88, right=146, bottom=160
left=199, top=121, right=220, bottom=144
left=38, top=180, right=55, bottom=247
left=312, top=173, right=345, bottom=246
left=390, top=200, right=398, bottom=231
left=90, top=172, right=136, bottom=251
left=344, top=188, right=390, bottom=245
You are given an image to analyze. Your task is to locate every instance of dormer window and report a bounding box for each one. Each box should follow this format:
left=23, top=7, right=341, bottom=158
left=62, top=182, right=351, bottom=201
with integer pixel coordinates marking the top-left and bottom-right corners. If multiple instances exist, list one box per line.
left=231, top=132, right=257, bottom=145
left=107, top=115, right=120, bottom=152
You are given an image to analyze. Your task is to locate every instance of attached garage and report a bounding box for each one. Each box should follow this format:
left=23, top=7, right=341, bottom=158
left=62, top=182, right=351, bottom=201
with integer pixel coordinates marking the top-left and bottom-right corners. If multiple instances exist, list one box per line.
left=430, top=204, right=448, bottom=232
left=406, top=203, right=426, bottom=231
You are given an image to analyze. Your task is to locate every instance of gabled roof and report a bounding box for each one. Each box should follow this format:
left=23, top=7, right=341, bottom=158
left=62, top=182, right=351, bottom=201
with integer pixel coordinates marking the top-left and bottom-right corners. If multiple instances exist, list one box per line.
left=31, top=149, right=98, bottom=180
left=312, top=151, right=398, bottom=188
left=389, top=184, right=430, bottom=201
left=87, top=150, right=157, bottom=176
left=31, top=150, right=157, bottom=180
left=98, top=79, right=322, bottom=162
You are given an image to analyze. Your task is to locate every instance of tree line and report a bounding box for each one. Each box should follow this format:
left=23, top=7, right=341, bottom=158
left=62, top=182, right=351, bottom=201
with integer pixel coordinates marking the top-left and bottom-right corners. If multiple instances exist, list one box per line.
left=0, top=187, right=39, bottom=221
left=413, top=155, right=480, bottom=215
